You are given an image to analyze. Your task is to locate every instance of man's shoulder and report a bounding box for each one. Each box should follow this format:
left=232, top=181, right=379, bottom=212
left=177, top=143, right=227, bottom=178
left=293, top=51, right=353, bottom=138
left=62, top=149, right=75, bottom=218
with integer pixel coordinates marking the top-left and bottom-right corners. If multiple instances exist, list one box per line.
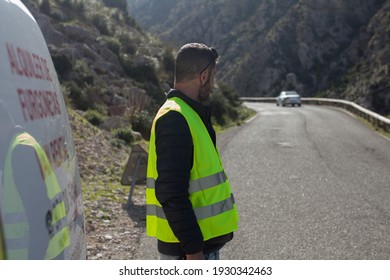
left=155, top=110, right=191, bottom=137
left=156, top=110, right=187, bottom=128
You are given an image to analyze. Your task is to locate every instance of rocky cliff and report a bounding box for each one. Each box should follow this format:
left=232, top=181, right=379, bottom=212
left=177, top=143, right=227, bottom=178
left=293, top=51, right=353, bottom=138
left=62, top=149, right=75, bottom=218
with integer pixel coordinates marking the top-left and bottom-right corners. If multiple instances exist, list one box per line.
left=128, top=0, right=390, bottom=116
left=22, top=0, right=176, bottom=138
left=21, top=0, right=250, bottom=137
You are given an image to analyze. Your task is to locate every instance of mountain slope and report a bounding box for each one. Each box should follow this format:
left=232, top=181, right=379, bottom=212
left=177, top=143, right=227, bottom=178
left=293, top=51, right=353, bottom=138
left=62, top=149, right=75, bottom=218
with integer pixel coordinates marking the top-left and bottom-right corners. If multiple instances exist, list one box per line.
left=128, top=0, right=390, bottom=116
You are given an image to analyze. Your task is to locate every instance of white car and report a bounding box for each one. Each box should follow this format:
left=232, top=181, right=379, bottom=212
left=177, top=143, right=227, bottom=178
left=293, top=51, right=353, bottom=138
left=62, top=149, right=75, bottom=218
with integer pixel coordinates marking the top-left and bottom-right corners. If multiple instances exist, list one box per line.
left=276, top=91, right=301, bottom=107
left=0, top=0, right=86, bottom=259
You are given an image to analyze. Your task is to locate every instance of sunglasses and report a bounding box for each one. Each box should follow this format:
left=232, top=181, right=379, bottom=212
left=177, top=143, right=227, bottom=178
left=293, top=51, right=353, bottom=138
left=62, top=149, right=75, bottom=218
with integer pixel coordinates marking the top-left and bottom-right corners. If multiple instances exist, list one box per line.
left=199, top=48, right=219, bottom=74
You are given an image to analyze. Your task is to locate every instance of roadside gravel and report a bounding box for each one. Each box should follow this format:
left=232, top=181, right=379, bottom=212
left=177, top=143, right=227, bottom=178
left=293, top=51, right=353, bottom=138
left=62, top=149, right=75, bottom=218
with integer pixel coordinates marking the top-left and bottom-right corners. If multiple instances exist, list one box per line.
left=70, top=109, right=147, bottom=260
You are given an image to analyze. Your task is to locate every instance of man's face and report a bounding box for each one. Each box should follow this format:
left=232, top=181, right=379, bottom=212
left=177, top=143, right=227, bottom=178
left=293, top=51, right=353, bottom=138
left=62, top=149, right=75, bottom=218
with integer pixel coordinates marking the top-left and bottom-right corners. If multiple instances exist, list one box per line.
left=198, top=67, right=216, bottom=104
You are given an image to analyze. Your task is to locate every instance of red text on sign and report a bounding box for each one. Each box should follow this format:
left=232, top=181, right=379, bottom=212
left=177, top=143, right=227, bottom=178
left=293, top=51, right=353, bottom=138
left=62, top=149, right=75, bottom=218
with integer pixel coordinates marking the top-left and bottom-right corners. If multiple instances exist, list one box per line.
left=6, top=42, right=52, bottom=81
left=17, top=88, right=61, bottom=122
left=44, top=135, right=69, bottom=170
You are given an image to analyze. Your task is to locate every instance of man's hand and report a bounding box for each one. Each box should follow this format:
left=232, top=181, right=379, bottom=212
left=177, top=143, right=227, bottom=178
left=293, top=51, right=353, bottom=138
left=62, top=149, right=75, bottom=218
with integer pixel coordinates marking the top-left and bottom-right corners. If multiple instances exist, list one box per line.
left=186, top=251, right=204, bottom=260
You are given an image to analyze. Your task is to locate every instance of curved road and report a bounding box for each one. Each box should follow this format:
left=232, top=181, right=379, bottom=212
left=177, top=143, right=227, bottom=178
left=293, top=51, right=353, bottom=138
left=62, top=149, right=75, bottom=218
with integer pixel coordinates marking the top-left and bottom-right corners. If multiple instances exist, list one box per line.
left=219, top=103, right=390, bottom=259
left=135, top=103, right=390, bottom=260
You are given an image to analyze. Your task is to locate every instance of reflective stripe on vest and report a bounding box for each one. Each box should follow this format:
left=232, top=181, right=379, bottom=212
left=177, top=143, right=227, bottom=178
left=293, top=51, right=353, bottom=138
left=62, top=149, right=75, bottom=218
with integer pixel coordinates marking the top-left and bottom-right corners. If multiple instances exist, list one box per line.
left=146, top=97, right=239, bottom=242
left=147, top=193, right=236, bottom=220
left=147, top=170, right=227, bottom=194
left=1, top=132, right=70, bottom=259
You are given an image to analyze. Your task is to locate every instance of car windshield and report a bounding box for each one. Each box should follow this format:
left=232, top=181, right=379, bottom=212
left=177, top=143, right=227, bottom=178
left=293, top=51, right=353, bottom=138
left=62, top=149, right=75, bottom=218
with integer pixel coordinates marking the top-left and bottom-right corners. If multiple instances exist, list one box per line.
left=286, top=92, right=298, bottom=95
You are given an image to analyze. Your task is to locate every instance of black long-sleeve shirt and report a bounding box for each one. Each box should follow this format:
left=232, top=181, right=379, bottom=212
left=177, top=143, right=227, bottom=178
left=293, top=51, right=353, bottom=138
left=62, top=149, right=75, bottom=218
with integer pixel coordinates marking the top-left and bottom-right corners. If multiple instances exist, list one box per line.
left=154, top=89, right=232, bottom=256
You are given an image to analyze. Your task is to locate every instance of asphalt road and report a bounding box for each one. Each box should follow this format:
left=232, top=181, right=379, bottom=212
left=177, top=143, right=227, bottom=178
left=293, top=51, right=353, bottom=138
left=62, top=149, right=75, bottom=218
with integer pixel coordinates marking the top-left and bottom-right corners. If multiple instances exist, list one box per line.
left=135, top=103, right=390, bottom=260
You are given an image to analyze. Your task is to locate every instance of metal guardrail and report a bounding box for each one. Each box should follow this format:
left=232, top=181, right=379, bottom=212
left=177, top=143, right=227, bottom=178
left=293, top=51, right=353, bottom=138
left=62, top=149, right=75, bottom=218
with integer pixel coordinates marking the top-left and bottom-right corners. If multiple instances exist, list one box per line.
left=240, top=97, right=390, bottom=133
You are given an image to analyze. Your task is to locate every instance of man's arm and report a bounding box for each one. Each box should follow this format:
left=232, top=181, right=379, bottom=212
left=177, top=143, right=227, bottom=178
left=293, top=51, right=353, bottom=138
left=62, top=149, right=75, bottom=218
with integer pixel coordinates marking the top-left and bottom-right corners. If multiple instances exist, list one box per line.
left=154, top=111, right=204, bottom=256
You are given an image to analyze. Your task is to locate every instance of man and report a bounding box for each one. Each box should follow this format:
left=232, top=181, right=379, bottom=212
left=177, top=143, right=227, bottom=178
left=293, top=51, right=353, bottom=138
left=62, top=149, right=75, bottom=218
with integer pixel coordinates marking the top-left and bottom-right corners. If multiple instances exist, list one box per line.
left=146, top=43, right=239, bottom=260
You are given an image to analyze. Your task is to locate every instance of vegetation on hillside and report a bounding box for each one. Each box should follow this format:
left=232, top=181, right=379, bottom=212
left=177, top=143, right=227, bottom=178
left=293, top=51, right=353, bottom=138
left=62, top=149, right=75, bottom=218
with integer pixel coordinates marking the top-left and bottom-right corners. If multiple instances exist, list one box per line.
left=128, top=0, right=390, bottom=116
left=24, top=0, right=253, bottom=145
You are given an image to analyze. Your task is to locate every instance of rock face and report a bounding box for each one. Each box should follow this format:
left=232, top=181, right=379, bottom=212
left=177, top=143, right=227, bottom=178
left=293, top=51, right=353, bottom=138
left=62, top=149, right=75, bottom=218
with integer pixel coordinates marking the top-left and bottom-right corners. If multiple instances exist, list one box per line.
left=128, top=0, right=390, bottom=115
left=22, top=0, right=172, bottom=118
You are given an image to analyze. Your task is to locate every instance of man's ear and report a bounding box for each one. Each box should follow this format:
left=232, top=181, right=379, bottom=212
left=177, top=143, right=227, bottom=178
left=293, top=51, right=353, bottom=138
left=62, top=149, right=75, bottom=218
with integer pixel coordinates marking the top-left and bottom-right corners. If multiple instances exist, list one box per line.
left=200, top=69, right=208, bottom=85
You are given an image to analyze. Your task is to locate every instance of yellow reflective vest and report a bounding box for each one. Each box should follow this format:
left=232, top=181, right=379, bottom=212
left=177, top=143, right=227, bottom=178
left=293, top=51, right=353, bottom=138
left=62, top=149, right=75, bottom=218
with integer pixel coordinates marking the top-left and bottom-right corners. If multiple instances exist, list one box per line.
left=1, top=132, right=70, bottom=259
left=146, top=97, right=239, bottom=242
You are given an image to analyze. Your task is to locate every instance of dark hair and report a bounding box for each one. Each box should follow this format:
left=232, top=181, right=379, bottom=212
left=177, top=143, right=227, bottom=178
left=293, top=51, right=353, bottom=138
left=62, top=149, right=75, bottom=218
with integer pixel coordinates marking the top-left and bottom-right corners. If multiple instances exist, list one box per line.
left=175, top=43, right=218, bottom=83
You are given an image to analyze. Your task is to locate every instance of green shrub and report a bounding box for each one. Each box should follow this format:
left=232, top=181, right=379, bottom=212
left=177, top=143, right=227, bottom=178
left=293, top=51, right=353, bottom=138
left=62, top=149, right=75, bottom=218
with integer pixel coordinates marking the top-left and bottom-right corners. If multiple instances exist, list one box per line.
left=73, top=0, right=85, bottom=12
left=219, top=82, right=241, bottom=107
left=210, top=91, right=229, bottom=126
left=102, top=36, right=121, bottom=55
left=112, top=128, right=134, bottom=145
left=117, top=33, right=137, bottom=55
left=110, top=138, right=126, bottom=149
left=84, top=109, right=105, bottom=126
left=51, top=53, right=73, bottom=76
left=119, top=54, right=159, bottom=85
left=67, top=82, right=90, bottom=111
left=91, top=13, right=109, bottom=35
left=73, top=59, right=94, bottom=84
left=93, top=104, right=108, bottom=116
left=131, top=110, right=153, bottom=140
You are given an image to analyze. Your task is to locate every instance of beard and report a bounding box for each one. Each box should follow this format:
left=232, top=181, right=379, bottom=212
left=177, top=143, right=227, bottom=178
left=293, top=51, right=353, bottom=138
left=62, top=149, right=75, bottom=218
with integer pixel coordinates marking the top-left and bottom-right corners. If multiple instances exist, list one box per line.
left=198, top=78, right=212, bottom=105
